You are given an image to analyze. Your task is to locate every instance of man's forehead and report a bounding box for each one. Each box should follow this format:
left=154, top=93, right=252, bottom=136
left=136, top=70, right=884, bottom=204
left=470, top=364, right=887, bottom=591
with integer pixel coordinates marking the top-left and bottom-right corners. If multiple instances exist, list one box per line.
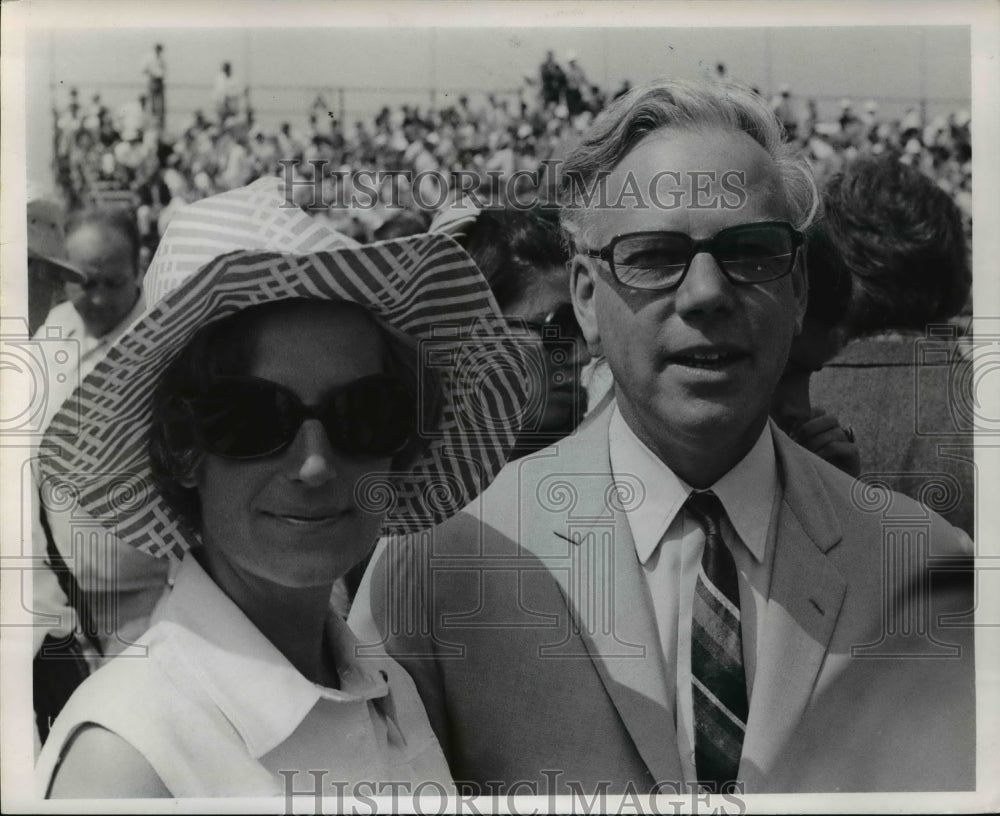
left=620, top=128, right=778, bottom=179
left=585, top=126, right=790, bottom=239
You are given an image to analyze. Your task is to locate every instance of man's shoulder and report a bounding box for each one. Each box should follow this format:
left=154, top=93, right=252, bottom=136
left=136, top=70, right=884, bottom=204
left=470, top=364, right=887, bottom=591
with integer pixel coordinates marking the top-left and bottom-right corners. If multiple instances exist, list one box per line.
left=32, top=301, right=82, bottom=340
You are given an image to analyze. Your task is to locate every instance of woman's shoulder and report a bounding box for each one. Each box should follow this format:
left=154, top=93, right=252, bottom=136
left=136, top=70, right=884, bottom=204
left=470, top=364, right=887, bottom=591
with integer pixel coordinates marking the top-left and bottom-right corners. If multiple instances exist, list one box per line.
left=36, top=643, right=176, bottom=798
left=37, top=620, right=281, bottom=798
left=46, top=724, right=171, bottom=799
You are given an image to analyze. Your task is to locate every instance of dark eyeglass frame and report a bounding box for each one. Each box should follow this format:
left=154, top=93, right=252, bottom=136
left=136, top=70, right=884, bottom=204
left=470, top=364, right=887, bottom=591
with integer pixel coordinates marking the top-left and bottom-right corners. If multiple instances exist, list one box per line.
left=583, top=220, right=804, bottom=291
left=185, top=372, right=414, bottom=461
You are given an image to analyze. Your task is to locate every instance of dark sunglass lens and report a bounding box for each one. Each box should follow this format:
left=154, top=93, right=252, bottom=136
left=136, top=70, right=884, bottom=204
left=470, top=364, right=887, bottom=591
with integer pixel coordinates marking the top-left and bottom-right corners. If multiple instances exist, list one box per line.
left=323, top=376, right=414, bottom=458
left=715, top=224, right=794, bottom=282
left=613, top=234, right=691, bottom=289
left=197, top=380, right=298, bottom=459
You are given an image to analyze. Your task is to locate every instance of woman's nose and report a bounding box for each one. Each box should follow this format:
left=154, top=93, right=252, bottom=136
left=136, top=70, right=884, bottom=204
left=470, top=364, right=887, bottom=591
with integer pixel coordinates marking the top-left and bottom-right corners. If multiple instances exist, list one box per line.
left=288, top=419, right=338, bottom=486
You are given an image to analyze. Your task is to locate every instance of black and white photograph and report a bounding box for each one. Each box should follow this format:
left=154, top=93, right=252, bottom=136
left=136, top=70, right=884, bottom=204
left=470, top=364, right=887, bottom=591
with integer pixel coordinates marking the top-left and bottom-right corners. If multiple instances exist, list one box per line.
left=1, top=1, right=997, bottom=812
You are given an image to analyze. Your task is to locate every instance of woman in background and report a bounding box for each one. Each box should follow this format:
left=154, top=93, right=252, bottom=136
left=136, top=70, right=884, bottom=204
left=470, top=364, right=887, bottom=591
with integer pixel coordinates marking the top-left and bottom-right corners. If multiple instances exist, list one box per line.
left=431, top=202, right=591, bottom=459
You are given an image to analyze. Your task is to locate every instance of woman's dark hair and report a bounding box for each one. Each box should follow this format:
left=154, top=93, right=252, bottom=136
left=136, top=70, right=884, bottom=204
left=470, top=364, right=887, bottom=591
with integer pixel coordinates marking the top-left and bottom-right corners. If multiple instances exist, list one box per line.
left=148, top=299, right=441, bottom=534
left=65, top=206, right=143, bottom=273
left=372, top=210, right=431, bottom=241
left=803, top=219, right=853, bottom=330
left=462, top=206, right=568, bottom=311
left=822, top=156, right=971, bottom=338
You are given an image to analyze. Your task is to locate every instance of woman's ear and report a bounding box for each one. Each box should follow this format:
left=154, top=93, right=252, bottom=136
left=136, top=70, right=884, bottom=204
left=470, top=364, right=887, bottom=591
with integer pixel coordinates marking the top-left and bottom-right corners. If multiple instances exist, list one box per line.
left=175, top=450, right=203, bottom=489
left=570, top=257, right=603, bottom=357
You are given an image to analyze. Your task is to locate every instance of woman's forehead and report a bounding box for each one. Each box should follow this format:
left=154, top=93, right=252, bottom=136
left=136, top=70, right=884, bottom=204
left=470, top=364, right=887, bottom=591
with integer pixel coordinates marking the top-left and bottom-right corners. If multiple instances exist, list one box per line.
left=242, top=300, right=386, bottom=388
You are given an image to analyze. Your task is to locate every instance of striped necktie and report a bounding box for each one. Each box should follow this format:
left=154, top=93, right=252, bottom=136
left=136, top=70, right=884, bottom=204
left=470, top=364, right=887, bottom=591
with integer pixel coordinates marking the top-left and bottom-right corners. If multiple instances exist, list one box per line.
left=687, top=490, right=748, bottom=786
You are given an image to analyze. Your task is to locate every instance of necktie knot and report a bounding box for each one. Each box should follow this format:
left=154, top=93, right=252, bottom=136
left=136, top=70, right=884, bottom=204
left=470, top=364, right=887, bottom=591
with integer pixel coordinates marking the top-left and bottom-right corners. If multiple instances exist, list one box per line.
left=684, top=490, right=725, bottom=540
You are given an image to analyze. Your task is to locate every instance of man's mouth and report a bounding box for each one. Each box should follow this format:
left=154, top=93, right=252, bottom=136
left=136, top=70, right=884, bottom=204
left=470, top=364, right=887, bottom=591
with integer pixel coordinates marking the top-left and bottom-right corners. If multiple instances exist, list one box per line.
left=668, top=348, right=749, bottom=370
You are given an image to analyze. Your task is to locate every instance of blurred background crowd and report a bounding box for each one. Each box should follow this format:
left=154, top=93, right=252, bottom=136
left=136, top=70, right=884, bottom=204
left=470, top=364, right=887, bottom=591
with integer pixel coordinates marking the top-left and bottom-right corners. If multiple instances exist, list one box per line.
left=46, top=48, right=972, bottom=266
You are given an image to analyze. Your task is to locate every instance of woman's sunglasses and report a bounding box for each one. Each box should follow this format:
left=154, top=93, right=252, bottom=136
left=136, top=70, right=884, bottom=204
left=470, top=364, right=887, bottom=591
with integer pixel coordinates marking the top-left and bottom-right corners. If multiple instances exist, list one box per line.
left=184, top=373, right=415, bottom=461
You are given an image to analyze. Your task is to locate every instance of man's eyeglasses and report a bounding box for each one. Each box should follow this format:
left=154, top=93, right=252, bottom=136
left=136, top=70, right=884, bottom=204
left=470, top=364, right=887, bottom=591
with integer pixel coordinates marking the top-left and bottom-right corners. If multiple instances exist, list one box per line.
left=182, top=374, right=415, bottom=461
left=583, top=221, right=804, bottom=291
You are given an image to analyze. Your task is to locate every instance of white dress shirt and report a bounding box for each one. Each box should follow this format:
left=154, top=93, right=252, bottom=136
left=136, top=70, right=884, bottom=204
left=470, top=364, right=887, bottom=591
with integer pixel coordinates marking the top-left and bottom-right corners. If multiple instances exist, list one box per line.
left=33, top=295, right=146, bottom=433
left=608, top=407, right=780, bottom=782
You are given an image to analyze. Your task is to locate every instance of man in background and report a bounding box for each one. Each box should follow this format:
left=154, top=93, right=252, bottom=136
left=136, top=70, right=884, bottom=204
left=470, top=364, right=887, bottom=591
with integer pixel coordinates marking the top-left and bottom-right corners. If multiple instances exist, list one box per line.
left=142, top=43, right=166, bottom=131
left=27, top=193, right=84, bottom=336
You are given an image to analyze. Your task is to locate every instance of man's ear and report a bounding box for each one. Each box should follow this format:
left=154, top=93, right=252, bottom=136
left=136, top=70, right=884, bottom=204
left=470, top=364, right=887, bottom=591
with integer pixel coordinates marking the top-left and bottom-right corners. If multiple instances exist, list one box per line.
left=570, top=256, right=603, bottom=357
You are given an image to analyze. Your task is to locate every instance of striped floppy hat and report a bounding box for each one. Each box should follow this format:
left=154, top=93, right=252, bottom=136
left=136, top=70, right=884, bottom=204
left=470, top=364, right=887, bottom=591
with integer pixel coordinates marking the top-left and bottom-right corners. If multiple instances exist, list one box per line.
left=143, top=175, right=360, bottom=305
left=38, top=186, right=528, bottom=561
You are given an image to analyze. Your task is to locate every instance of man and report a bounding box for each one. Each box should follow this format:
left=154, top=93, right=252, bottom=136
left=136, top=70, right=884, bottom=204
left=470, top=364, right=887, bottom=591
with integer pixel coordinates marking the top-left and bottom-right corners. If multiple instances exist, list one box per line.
left=32, top=207, right=164, bottom=658
left=770, top=84, right=798, bottom=141
left=142, top=43, right=166, bottom=131
left=358, top=80, right=974, bottom=795
left=30, top=207, right=155, bottom=742
left=34, top=207, right=145, bottom=415
left=26, top=195, right=92, bottom=753
left=213, top=61, right=241, bottom=124
left=539, top=50, right=566, bottom=108
left=26, top=193, right=84, bottom=336
left=564, top=52, right=589, bottom=117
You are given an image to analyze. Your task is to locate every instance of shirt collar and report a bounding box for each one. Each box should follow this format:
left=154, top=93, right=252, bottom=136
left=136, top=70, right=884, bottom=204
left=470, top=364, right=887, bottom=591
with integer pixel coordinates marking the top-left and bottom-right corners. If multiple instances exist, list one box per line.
left=48, top=290, right=146, bottom=346
left=609, top=406, right=777, bottom=565
left=155, top=555, right=391, bottom=758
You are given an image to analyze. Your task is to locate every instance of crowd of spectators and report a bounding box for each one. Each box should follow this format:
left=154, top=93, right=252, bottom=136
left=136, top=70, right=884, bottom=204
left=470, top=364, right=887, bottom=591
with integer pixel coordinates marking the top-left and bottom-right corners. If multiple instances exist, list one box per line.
left=49, top=51, right=973, bottom=260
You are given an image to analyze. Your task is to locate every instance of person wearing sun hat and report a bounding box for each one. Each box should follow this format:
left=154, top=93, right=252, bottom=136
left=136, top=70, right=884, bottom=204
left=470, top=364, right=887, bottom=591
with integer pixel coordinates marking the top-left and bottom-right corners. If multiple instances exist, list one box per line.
left=35, top=180, right=528, bottom=798
left=35, top=177, right=368, bottom=655
left=26, top=192, right=85, bottom=336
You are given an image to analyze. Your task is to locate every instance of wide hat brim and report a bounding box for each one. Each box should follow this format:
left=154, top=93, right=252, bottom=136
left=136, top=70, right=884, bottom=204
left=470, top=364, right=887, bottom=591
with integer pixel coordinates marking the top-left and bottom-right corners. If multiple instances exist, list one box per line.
left=28, top=249, right=86, bottom=283
left=38, top=234, right=529, bottom=560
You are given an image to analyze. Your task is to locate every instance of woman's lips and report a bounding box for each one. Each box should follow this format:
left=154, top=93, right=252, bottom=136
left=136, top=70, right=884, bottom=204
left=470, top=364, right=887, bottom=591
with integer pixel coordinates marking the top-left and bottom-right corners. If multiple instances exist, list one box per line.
left=260, top=509, right=352, bottom=529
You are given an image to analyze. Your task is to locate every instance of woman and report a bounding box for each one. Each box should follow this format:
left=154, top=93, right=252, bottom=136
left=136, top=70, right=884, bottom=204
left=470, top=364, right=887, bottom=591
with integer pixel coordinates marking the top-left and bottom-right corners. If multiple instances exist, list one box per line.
left=35, top=190, right=527, bottom=797
left=429, top=202, right=590, bottom=459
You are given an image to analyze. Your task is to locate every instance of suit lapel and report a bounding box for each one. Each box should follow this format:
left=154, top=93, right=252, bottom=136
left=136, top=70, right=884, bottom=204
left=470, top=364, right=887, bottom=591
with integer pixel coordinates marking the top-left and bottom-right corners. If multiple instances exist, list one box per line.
left=740, top=427, right=847, bottom=784
left=519, top=406, right=683, bottom=784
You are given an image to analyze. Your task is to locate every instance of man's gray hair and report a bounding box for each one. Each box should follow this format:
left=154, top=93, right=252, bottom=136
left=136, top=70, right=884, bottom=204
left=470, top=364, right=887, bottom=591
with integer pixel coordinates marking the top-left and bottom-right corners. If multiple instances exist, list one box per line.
left=559, top=78, right=820, bottom=247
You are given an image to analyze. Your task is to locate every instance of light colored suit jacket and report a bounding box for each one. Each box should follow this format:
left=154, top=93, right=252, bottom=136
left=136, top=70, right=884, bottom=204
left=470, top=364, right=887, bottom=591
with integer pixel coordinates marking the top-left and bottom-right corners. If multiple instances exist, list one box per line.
left=363, top=404, right=975, bottom=794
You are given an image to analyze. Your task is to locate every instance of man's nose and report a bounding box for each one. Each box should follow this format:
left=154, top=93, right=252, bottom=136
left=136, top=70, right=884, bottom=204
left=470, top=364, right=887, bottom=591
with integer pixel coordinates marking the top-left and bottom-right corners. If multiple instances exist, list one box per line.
left=673, top=252, right=734, bottom=316
left=288, top=419, right=339, bottom=487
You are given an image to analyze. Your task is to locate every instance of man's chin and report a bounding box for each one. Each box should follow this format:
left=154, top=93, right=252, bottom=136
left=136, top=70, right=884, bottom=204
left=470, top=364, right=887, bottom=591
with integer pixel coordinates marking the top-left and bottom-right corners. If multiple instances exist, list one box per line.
left=82, top=318, right=114, bottom=338
left=650, top=398, right=768, bottom=448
